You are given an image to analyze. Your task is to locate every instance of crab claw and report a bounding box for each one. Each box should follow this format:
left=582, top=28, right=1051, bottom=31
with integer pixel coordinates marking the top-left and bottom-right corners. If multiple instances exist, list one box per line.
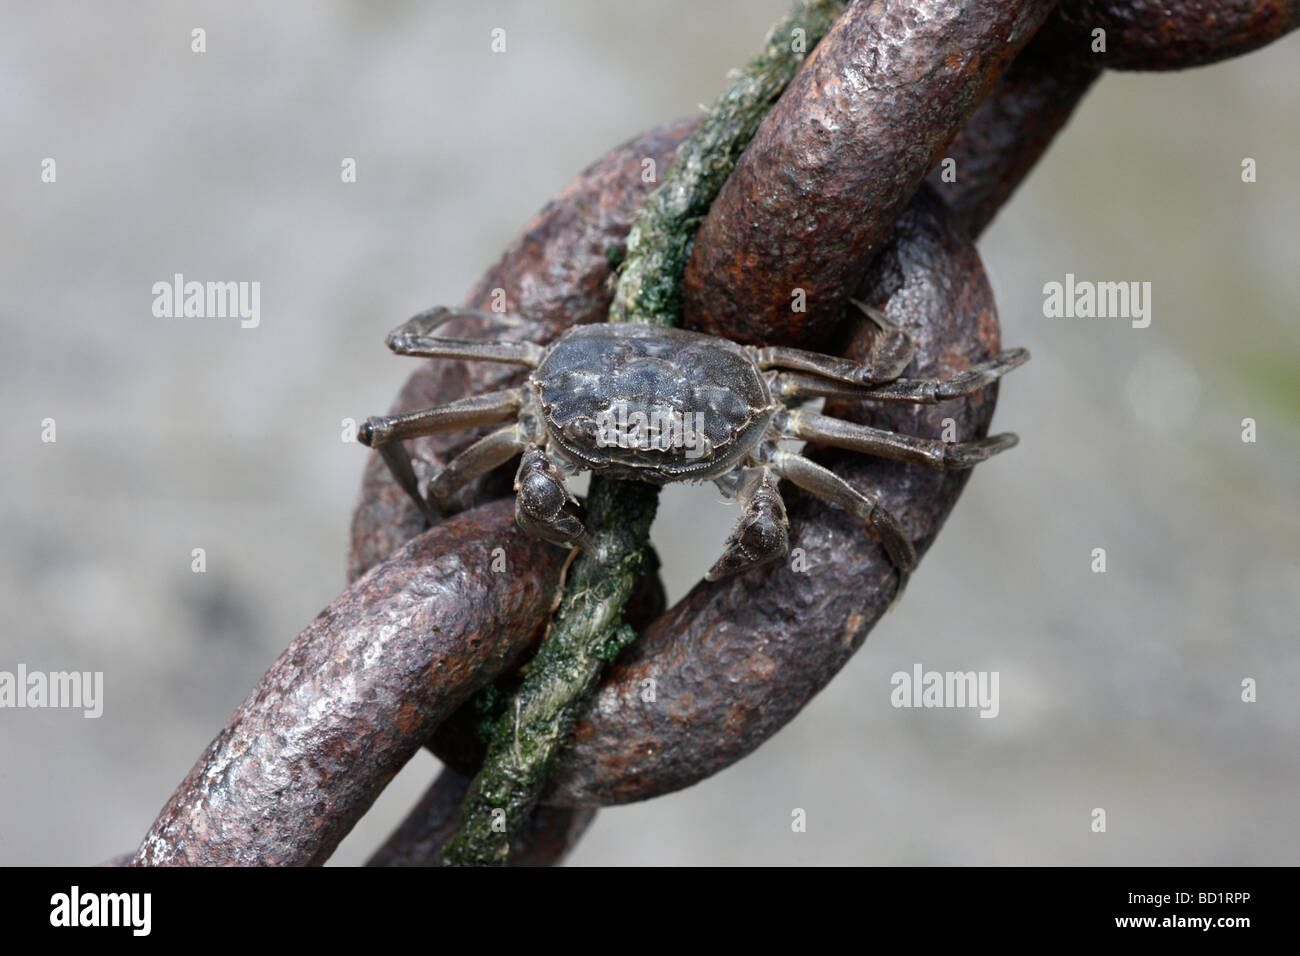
left=514, top=448, right=588, bottom=550
left=705, top=466, right=789, bottom=580
left=847, top=298, right=915, bottom=383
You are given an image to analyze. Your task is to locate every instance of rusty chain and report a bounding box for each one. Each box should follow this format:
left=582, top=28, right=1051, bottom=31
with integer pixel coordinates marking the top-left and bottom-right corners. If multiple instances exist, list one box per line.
left=128, top=0, right=1298, bottom=866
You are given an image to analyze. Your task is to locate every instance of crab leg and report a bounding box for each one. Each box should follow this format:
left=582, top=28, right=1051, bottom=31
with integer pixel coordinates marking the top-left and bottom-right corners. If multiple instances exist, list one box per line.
left=753, top=300, right=914, bottom=385
left=705, top=466, right=789, bottom=581
left=357, top=388, right=526, bottom=520
left=427, top=424, right=529, bottom=511
left=772, top=449, right=915, bottom=593
left=772, top=348, right=1028, bottom=403
left=358, top=389, right=526, bottom=448
left=782, top=409, right=1018, bottom=470
left=754, top=342, right=911, bottom=387
left=385, top=306, right=544, bottom=366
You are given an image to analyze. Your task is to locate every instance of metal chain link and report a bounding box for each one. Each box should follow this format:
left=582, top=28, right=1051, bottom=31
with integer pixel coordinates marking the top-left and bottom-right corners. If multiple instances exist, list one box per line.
left=129, top=0, right=1299, bottom=867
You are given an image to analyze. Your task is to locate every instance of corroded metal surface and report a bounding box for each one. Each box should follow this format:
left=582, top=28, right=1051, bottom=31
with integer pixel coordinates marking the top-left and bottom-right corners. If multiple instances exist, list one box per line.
left=546, top=188, right=1001, bottom=806
left=426, top=187, right=1008, bottom=806
left=138, top=120, right=693, bottom=868
left=924, top=0, right=1300, bottom=237
left=680, top=0, right=1057, bottom=349
left=925, top=30, right=1102, bottom=238
left=133, top=501, right=566, bottom=866
left=1046, top=0, right=1300, bottom=70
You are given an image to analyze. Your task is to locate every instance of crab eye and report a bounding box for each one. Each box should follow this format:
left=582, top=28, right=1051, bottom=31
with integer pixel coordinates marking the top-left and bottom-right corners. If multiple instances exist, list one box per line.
left=562, top=417, right=598, bottom=444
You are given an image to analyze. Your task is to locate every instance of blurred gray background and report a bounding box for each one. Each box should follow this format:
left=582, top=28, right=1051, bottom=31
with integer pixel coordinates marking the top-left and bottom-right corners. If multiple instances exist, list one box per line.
left=2, top=2, right=1296, bottom=866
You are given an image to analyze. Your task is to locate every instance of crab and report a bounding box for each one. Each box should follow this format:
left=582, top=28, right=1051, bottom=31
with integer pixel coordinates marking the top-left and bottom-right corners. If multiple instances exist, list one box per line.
left=358, top=303, right=1027, bottom=590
